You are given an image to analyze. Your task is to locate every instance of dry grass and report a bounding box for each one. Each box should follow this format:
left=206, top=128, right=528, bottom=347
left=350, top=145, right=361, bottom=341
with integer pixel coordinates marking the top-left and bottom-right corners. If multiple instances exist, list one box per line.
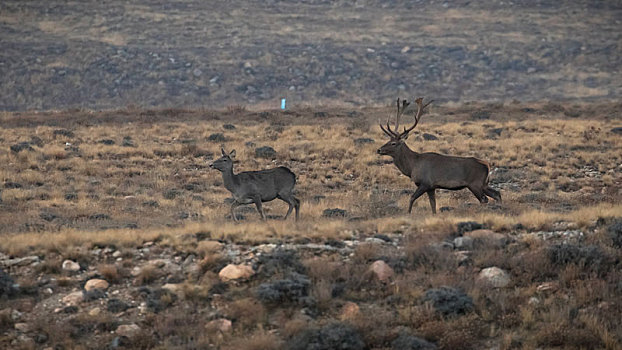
left=0, top=104, right=621, bottom=349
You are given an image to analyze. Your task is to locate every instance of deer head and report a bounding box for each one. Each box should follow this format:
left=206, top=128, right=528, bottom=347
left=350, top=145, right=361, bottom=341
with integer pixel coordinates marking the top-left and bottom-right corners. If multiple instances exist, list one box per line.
left=377, top=97, right=433, bottom=156
left=209, top=147, right=236, bottom=172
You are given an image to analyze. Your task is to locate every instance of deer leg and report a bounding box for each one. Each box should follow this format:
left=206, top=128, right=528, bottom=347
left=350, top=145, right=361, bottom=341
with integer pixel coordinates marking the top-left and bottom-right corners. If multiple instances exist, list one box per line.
left=278, top=195, right=295, bottom=220
left=293, top=197, right=300, bottom=221
left=468, top=187, right=488, bottom=204
left=483, top=187, right=502, bottom=203
left=230, top=201, right=243, bottom=222
left=427, top=190, right=437, bottom=214
left=253, top=197, right=266, bottom=220
left=408, top=186, right=429, bottom=213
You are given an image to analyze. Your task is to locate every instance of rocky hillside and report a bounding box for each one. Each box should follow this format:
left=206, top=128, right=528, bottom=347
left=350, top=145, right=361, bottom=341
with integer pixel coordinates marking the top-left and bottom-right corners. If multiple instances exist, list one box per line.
left=1, top=0, right=620, bottom=111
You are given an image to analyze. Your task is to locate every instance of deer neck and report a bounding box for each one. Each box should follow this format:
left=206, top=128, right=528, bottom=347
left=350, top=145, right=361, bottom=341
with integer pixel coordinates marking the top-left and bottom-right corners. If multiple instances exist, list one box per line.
left=220, top=167, right=238, bottom=192
left=394, top=144, right=419, bottom=177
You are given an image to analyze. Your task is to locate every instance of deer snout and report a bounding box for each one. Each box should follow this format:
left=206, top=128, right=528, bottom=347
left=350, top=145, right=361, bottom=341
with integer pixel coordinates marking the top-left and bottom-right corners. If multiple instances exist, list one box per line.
left=208, top=162, right=214, bottom=168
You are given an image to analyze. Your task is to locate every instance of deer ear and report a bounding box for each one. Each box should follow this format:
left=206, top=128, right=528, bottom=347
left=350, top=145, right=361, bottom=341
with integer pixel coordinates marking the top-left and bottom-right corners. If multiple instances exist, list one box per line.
left=221, top=147, right=226, bottom=156
left=229, top=150, right=236, bottom=158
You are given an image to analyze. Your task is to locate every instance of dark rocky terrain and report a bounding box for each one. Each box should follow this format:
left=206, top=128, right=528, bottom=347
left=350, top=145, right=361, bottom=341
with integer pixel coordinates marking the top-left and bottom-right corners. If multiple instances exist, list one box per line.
left=1, top=0, right=621, bottom=111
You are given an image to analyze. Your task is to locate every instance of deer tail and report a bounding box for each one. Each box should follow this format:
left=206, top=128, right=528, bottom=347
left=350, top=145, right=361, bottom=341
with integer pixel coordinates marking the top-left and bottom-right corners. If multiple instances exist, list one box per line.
left=476, top=159, right=491, bottom=184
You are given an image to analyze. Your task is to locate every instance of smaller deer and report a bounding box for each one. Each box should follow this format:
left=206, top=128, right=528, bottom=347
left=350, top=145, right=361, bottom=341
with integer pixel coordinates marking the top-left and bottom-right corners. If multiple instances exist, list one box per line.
left=209, top=148, right=300, bottom=221
left=378, top=98, right=501, bottom=214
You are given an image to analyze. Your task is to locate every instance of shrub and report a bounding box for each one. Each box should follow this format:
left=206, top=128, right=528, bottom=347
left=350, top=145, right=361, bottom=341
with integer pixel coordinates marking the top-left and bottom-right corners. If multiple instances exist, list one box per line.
left=391, top=333, right=437, bottom=350
left=422, top=287, right=474, bottom=317
left=287, top=322, right=365, bottom=350
left=256, top=273, right=312, bottom=306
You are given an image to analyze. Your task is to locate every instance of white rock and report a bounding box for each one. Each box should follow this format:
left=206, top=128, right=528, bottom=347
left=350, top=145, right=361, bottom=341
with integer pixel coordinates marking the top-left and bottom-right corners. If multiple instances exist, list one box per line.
left=370, top=260, right=394, bottom=282
left=84, top=279, right=109, bottom=291
left=116, top=323, right=141, bottom=338
left=14, top=323, right=31, bottom=332
left=205, top=318, right=232, bottom=333
left=88, top=307, right=101, bottom=316
left=454, top=236, right=474, bottom=249
left=218, top=264, right=254, bottom=282
left=61, top=291, right=84, bottom=306
left=62, top=260, right=80, bottom=272
left=477, top=267, right=510, bottom=288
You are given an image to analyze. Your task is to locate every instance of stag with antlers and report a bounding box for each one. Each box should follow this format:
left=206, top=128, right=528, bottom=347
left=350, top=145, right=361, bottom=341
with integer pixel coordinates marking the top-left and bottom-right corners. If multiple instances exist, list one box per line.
left=378, top=98, right=501, bottom=214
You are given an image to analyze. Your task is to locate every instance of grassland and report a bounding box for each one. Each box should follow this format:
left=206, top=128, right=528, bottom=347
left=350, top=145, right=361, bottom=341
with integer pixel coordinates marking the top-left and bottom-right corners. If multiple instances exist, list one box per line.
left=0, top=102, right=621, bottom=349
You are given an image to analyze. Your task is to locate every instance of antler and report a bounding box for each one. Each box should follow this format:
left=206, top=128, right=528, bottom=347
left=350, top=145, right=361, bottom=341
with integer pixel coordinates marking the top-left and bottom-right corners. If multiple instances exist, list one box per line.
left=399, top=97, right=433, bottom=138
left=380, top=98, right=410, bottom=138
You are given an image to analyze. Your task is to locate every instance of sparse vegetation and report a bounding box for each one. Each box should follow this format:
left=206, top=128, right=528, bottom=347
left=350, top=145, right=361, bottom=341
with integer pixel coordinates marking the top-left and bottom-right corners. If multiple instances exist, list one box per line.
left=0, top=103, right=621, bottom=349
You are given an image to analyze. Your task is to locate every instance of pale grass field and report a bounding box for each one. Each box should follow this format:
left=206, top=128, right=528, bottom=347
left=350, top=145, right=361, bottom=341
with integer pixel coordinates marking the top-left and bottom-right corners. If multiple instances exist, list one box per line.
left=0, top=102, right=621, bottom=256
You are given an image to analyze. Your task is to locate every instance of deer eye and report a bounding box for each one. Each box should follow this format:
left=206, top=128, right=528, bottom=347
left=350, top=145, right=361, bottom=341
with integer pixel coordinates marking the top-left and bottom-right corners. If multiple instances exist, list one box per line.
left=390, top=142, right=397, bottom=146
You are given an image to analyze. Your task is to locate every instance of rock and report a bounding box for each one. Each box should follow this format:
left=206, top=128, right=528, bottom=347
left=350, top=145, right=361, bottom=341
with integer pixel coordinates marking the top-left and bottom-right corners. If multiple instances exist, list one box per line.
left=218, top=264, right=254, bottom=282
left=197, top=240, right=223, bottom=253
left=14, top=323, right=31, bottom=332
left=62, top=260, right=81, bottom=272
left=4, top=182, right=22, bottom=189
left=536, top=282, right=558, bottom=293
left=98, top=139, right=115, bottom=145
left=477, top=267, right=511, bottom=288
left=223, top=124, right=236, bottom=130
left=83, top=289, right=106, bottom=301
left=255, top=146, right=277, bottom=159
left=162, top=283, right=184, bottom=297
left=456, top=221, right=484, bottom=234
left=88, top=307, right=101, bottom=316
left=370, top=260, right=394, bottom=282
left=608, top=219, right=622, bottom=248
left=116, top=324, right=141, bottom=338
left=10, top=142, right=34, bottom=153
left=322, top=208, right=348, bottom=218
left=207, top=133, right=226, bottom=142
left=453, top=236, right=474, bottom=249
left=611, top=127, right=622, bottom=135
left=422, top=133, right=438, bottom=141
left=205, top=318, right=232, bottom=333
left=339, top=301, right=360, bottom=321
left=354, top=137, right=374, bottom=145
left=2, top=255, right=40, bottom=267
left=84, top=279, right=109, bottom=291
left=61, top=291, right=84, bottom=306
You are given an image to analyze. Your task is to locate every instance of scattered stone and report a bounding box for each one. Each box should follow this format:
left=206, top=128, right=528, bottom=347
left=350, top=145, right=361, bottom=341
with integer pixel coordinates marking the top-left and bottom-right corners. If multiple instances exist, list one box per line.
left=391, top=333, right=437, bottom=350
left=10, top=142, right=34, bottom=153
left=255, top=146, right=277, bottom=159
left=477, top=267, right=511, bottom=288
left=98, top=139, right=115, bottom=145
left=422, top=133, right=438, bottom=141
left=423, top=287, right=474, bottom=316
left=205, top=318, right=232, bottom=333
left=339, top=301, right=360, bottom=321
left=536, top=282, right=558, bottom=294
left=370, top=260, right=394, bottom=283
left=354, top=137, right=374, bottom=145
left=14, top=322, right=30, bottom=332
left=116, top=323, right=141, bottom=338
left=88, top=307, right=101, bottom=316
left=223, top=124, right=236, bottom=130
left=2, top=255, right=40, bottom=267
left=107, top=298, right=131, bottom=313
left=453, top=236, right=474, bottom=250
left=121, top=136, right=135, bottom=147
left=61, top=291, right=84, bottom=306
left=89, top=213, right=111, bottom=220
left=138, top=287, right=177, bottom=312
left=322, top=208, right=348, bottom=218
left=207, top=133, right=226, bottom=142
left=84, top=279, right=109, bottom=291
left=53, top=129, right=74, bottom=138
left=218, top=264, right=255, bottom=282
left=4, top=182, right=22, bottom=189
left=62, top=260, right=81, bottom=272
left=611, top=127, right=622, bottom=135
left=456, top=221, right=484, bottom=235
left=465, top=229, right=506, bottom=245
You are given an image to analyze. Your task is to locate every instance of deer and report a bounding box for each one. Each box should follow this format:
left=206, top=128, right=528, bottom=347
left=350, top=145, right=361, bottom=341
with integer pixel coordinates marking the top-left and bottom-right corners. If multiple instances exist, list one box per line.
left=377, top=97, right=501, bottom=214
left=209, top=147, right=300, bottom=221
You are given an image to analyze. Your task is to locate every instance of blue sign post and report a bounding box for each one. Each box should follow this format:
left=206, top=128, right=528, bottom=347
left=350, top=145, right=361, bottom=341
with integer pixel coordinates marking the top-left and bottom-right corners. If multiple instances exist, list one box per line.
left=281, top=98, right=286, bottom=110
